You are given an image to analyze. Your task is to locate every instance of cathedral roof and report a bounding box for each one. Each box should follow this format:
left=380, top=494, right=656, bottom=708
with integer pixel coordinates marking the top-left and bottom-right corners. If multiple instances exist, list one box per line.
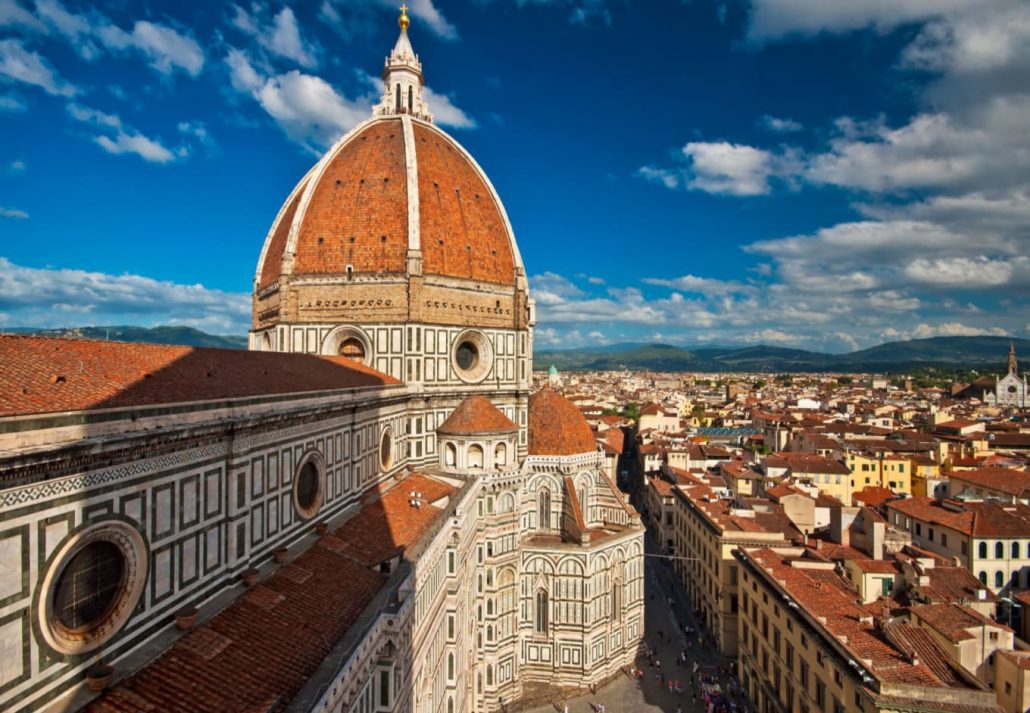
left=87, top=472, right=455, bottom=713
left=0, top=336, right=399, bottom=417
left=437, top=395, right=517, bottom=436
left=528, top=386, right=597, bottom=456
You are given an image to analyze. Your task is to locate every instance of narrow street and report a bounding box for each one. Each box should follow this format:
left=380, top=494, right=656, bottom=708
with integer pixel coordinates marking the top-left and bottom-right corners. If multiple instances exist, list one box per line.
left=524, top=532, right=739, bottom=713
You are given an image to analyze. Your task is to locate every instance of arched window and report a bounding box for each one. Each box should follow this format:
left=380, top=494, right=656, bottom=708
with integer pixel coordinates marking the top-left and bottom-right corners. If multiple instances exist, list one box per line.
left=1026, top=542, right=1030, bottom=558
left=448, top=699, right=454, bottom=713
left=495, top=442, right=507, bottom=467
left=979, top=571, right=987, bottom=585
left=579, top=485, right=589, bottom=521
left=447, top=653, right=454, bottom=680
left=612, top=580, right=622, bottom=622
left=980, top=542, right=988, bottom=559
left=487, top=599, right=494, bottom=615
left=996, top=542, right=1004, bottom=559
left=408, top=85, right=413, bottom=112
left=538, top=489, right=551, bottom=529
left=995, top=571, right=1004, bottom=588
left=468, top=444, right=484, bottom=468
left=487, top=625, right=493, bottom=642
left=1014, top=542, right=1021, bottom=559
left=395, top=83, right=401, bottom=112
left=535, top=589, right=548, bottom=633
left=486, top=665, right=493, bottom=686
left=445, top=442, right=456, bottom=467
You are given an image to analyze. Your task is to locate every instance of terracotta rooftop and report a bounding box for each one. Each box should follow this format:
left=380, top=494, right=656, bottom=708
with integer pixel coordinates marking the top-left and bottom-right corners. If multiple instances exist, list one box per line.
left=743, top=547, right=994, bottom=693
left=0, top=336, right=400, bottom=418
left=528, top=386, right=597, bottom=456
left=887, top=497, right=1030, bottom=538
left=436, top=395, right=517, bottom=436
left=913, top=565, right=998, bottom=605
left=767, top=452, right=851, bottom=475
left=89, top=472, right=454, bottom=713
left=947, top=467, right=1030, bottom=498
left=909, top=603, right=1012, bottom=643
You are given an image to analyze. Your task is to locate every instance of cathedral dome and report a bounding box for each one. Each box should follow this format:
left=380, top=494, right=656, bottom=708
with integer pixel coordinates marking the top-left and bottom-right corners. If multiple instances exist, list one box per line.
left=255, top=116, right=521, bottom=291
left=438, top=395, right=517, bottom=436
left=528, top=386, right=597, bottom=456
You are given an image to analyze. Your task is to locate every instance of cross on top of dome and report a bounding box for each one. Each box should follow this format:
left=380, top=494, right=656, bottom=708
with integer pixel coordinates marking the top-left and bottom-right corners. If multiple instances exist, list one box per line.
left=373, top=5, right=433, bottom=122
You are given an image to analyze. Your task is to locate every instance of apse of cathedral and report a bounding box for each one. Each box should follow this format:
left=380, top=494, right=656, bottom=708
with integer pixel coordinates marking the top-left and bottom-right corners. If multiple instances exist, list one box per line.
left=0, top=8, right=644, bottom=713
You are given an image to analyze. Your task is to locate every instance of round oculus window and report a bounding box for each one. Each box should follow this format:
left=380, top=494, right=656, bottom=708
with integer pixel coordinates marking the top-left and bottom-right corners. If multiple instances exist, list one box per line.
left=451, top=330, right=493, bottom=384
left=38, top=521, right=147, bottom=655
left=339, top=337, right=366, bottom=363
left=54, top=541, right=125, bottom=631
left=456, top=341, right=478, bottom=371
left=293, top=457, right=324, bottom=520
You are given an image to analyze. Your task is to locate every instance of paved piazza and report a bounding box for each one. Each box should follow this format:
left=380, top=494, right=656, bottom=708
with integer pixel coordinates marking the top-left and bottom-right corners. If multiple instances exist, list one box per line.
left=524, top=535, right=740, bottom=713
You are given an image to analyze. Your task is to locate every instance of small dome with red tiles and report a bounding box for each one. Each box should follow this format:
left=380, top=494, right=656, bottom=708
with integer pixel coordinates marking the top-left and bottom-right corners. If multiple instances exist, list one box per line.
left=437, top=395, right=517, bottom=436
left=528, top=387, right=597, bottom=456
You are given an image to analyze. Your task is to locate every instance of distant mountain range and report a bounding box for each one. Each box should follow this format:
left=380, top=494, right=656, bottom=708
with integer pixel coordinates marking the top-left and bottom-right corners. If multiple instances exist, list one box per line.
left=537, top=336, right=1030, bottom=373
left=3, top=325, right=247, bottom=350
left=3, top=326, right=1025, bottom=374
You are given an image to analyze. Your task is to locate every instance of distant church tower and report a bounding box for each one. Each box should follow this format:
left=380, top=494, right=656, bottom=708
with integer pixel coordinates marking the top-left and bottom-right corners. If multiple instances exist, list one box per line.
left=992, top=341, right=1028, bottom=408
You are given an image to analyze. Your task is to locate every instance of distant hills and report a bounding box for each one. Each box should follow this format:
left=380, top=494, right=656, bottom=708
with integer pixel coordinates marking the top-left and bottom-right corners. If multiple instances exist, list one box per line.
left=3, top=325, right=247, bottom=350
left=537, top=336, right=1030, bottom=373
left=3, top=326, right=1026, bottom=374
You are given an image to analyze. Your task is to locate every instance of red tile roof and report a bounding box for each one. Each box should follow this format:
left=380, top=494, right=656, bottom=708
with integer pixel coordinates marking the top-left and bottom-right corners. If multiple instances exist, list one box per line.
left=528, top=386, right=596, bottom=456
left=0, top=336, right=400, bottom=418
left=887, top=497, right=1030, bottom=538
left=436, top=395, right=517, bottom=436
left=744, top=548, right=983, bottom=690
left=89, top=472, right=454, bottom=713
left=947, top=467, right=1030, bottom=498
left=909, top=603, right=1012, bottom=642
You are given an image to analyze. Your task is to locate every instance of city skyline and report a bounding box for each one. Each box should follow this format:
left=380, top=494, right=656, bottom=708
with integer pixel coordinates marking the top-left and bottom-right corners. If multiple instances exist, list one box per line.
left=1, top=0, right=1028, bottom=352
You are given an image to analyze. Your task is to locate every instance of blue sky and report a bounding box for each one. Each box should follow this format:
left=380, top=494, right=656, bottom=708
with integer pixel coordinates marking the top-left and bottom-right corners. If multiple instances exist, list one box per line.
left=1, top=0, right=1028, bottom=352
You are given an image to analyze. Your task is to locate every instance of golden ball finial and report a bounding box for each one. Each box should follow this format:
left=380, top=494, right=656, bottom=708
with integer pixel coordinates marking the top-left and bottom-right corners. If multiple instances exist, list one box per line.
left=399, top=4, right=410, bottom=30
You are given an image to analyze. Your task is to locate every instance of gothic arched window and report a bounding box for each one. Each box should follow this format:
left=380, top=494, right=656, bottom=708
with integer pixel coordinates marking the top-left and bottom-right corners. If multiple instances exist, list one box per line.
left=395, top=83, right=401, bottom=112
left=996, top=542, right=1004, bottom=559
left=535, top=589, right=548, bottom=633
left=408, top=86, right=413, bottom=112
left=538, top=489, right=551, bottom=530
left=980, top=542, right=988, bottom=559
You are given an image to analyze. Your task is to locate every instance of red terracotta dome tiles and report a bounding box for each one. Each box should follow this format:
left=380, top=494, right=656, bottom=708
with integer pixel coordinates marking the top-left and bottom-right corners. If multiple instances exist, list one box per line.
left=412, top=123, right=515, bottom=285
left=293, top=120, right=409, bottom=277
left=437, top=395, right=517, bottom=435
left=527, top=386, right=597, bottom=456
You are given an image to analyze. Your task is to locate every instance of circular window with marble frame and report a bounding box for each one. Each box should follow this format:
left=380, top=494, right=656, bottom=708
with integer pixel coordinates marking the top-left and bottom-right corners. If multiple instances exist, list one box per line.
left=35, top=519, right=148, bottom=656
left=380, top=426, right=395, bottom=471
left=293, top=450, right=326, bottom=521
left=450, top=329, right=494, bottom=384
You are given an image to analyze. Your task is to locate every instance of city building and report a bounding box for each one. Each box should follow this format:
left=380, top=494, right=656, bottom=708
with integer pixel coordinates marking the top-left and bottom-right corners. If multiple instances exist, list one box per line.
left=735, top=546, right=1003, bottom=713
left=670, top=483, right=800, bottom=655
left=886, top=497, right=1030, bottom=594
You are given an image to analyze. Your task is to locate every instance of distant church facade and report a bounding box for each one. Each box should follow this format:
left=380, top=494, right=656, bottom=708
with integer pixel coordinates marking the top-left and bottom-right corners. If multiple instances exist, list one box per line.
left=0, top=11, right=643, bottom=713
left=985, top=342, right=1028, bottom=408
